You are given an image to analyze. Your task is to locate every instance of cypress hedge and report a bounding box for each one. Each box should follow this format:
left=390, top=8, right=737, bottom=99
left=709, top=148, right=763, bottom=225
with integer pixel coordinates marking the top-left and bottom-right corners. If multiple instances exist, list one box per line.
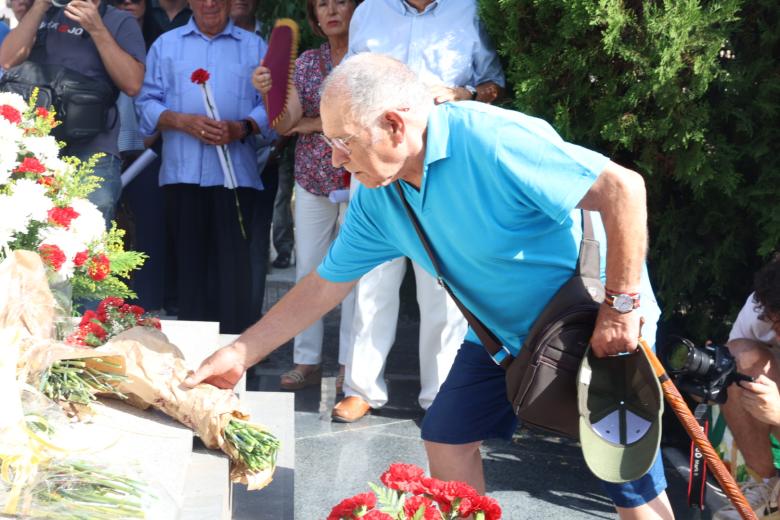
left=480, top=0, right=779, bottom=342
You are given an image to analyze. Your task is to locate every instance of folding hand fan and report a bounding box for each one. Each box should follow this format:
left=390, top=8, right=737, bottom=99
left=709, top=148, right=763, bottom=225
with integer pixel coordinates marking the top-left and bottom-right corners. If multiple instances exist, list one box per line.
left=262, top=18, right=300, bottom=128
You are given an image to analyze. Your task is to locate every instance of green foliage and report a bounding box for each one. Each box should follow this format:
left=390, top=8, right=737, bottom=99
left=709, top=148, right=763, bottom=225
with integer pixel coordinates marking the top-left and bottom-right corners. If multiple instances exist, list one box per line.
left=72, top=224, right=146, bottom=302
left=56, top=155, right=103, bottom=203
left=480, top=0, right=779, bottom=340
left=368, top=481, right=405, bottom=518
left=255, top=0, right=324, bottom=53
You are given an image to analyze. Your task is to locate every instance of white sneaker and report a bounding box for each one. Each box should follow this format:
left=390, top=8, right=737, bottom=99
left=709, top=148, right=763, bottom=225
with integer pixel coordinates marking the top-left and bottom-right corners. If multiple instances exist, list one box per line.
left=714, top=476, right=780, bottom=520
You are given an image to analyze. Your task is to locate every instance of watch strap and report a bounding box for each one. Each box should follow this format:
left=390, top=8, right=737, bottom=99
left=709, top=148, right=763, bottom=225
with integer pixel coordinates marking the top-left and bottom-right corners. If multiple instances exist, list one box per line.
left=239, top=119, right=253, bottom=143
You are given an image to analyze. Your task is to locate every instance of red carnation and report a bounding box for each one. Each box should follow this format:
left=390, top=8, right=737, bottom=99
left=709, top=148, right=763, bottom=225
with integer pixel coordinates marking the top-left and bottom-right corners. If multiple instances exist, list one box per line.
left=87, top=254, right=111, bottom=281
left=38, top=175, right=55, bottom=187
left=15, top=157, right=47, bottom=175
left=48, top=206, right=80, bottom=229
left=379, top=464, right=427, bottom=494
left=425, top=478, right=478, bottom=512
left=38, top=244, right=66, bottom=271
left=97, top=296, right=124, bottom=320
left=73, top=250, right=89, bottom=267
left=360, top=511, right=392, bottom=520
left=128, top=305, right=145, bottom=319
left=458, top=495, right=502, bottom=520
left=0, top=104, right=21, bottom=124
left=87, top=320, right=107, bottom=339
left=403, top=495, right=440, bottom=520
left=326, top=492, right=376, bottom=520
left=36, top=107, right=49, bottom=118
left=190, top=68, right=210, bottom=85
left=78, top=309, right=100, bottom=327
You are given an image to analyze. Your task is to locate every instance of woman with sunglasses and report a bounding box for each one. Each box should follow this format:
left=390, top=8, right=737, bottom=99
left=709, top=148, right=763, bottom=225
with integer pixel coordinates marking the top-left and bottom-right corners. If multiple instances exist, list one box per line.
left=253, top=0, right=358, bottom=392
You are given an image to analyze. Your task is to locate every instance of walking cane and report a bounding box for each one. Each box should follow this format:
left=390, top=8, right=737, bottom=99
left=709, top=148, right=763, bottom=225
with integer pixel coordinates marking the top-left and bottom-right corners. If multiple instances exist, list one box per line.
left=638, top=337, right=757, bottom=520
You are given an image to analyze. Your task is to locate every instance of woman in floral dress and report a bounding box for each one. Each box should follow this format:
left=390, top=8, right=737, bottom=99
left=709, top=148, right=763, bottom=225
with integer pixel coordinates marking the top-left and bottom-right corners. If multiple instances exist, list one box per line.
left=253, top=0, right=357, bottom=391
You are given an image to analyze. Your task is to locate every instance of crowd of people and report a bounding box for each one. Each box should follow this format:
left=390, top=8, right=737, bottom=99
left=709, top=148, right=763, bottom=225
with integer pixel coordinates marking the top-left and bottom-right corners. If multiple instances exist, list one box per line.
left=1, top=0, right=778, bottom=518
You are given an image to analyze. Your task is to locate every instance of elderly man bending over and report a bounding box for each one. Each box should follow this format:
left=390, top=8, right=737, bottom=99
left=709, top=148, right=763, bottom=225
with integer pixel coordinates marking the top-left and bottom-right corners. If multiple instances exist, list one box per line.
left=185, top=54, right=674, bottom=519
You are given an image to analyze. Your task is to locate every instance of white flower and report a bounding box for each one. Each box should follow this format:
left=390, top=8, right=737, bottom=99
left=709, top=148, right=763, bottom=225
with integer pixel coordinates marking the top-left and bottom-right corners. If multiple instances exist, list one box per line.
left=0, top=194, right=31, bottom=250
left=0, top=92, right=29, bottom=115
left=10, top=178, right=53, bottom=223
left=43, top=157, right=68, bottom=177
left=0, top=122, right=22, bottom=185
left=38, top=227, right=87, bottom=279
left=21, top=135, right=60, bottom=165
left=70, top=198, right=106, bottom=246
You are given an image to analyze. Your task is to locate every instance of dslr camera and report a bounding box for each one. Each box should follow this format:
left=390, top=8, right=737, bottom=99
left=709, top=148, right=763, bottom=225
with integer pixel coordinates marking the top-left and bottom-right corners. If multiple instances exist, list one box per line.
left=663, top=336, right=754, bottom=404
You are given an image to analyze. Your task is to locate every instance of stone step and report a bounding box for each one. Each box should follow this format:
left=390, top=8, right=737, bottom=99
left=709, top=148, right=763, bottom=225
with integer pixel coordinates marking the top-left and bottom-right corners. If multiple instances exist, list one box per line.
left=232, top=391, right=294, bottom=520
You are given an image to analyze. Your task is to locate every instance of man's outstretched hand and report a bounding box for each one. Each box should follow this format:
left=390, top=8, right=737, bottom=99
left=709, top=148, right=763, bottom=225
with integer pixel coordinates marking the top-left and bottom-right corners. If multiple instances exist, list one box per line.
left=183, top=345, right=248, bottom=390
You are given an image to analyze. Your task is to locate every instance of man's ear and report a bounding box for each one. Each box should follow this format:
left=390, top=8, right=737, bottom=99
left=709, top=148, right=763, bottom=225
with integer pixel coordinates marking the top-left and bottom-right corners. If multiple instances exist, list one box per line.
left=383, top=110, right=405, bottom=144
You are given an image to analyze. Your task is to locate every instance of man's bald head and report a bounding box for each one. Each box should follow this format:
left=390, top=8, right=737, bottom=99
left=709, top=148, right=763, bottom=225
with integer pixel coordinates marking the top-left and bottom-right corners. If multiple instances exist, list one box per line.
left=321, top=53, right=433, bottom=131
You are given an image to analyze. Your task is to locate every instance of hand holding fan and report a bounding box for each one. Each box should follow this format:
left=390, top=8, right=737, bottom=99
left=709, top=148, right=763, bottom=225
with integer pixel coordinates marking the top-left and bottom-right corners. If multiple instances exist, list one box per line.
left=261, top=19, right=300, bottom=128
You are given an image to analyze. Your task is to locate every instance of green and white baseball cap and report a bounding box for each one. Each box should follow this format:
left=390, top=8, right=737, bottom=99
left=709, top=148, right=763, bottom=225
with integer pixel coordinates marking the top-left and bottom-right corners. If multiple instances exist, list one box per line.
left=577, top=346, right=663, bottom=483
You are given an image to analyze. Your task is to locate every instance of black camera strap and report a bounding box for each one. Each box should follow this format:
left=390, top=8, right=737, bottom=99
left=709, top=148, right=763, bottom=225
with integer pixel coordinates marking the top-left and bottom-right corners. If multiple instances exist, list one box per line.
left=688, top=403, right=710, bottom=510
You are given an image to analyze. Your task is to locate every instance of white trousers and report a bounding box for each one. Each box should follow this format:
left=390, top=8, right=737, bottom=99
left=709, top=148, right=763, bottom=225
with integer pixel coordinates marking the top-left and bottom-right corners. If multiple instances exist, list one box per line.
left=343, top=256, right=468, bottom=409
left=293, top=183, right=354, bottom=365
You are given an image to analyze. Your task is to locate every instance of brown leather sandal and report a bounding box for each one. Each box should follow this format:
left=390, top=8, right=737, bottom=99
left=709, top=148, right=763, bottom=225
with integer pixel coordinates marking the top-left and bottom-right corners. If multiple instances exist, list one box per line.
left=279, top=366, right=321, bottom=390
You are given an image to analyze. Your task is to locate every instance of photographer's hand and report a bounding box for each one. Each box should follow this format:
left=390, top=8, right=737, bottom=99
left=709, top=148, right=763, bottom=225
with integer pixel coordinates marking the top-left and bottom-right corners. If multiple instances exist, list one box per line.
left=64, top=0, right=104, bottom=35
left=589, top=305, right=641, bottom=357
left=740, top=375, right=780, bottom=426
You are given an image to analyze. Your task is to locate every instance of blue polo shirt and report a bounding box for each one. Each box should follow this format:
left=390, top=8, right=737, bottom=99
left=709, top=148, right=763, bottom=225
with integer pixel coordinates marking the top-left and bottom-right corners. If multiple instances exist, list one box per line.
left=318, top=102, right=661, bottom=355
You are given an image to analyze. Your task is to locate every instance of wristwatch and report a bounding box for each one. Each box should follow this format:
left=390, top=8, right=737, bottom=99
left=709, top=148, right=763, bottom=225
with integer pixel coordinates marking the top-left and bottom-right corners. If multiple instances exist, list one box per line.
left=604, top=290, right=640, bottom=314
left=239, top=119, right=253, bottom=143
left=464, top=85, right=477, bottom=100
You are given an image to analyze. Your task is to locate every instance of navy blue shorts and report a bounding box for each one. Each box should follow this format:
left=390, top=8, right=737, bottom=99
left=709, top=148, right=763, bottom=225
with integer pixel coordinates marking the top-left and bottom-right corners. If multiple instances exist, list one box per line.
left=421, top=341, right=667, bottom=508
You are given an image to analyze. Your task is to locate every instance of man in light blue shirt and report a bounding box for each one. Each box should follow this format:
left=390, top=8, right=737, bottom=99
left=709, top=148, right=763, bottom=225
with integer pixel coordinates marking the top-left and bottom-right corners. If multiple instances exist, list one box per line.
left=186, top=54, right=674, bottom=518
left=348, top=0, right=504, bottom=101
left=335, top=0, right=507, bottom=423
left=135, top=0, right=269, bottom=333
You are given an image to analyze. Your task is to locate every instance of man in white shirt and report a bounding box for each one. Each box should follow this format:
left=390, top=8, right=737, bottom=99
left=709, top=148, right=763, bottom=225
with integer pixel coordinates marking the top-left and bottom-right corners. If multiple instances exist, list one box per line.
left=716, top=255, right=780, bottom=520
left=332, top=0, right=505, bottom=422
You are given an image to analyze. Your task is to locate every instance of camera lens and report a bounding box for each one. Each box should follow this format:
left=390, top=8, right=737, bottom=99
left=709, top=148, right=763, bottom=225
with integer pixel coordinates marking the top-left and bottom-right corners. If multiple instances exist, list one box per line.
left=665, top=337, right=715, bottom=377
left=51, top=0, right=71, bottom=7
left=666, top=340, right=692, bottom=372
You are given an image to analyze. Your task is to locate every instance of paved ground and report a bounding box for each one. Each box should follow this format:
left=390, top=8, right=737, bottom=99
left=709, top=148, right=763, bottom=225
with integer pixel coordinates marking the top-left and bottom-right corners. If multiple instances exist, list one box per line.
left=246, top=264, right=722, bottom=519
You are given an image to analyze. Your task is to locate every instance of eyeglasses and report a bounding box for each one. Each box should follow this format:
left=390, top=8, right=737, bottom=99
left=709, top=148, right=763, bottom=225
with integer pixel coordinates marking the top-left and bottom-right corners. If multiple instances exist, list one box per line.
left=320, top=133, right=355, bottom=156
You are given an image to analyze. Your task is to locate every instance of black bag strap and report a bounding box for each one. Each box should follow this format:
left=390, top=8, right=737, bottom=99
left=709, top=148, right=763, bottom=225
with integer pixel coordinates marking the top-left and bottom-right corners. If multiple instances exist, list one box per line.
left=393, top=181, right=597, bottom=369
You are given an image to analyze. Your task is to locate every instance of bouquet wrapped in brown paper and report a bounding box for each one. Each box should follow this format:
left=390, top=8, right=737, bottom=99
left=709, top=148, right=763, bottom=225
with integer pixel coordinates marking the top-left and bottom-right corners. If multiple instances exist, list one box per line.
left=0, top=252, right=127, bottom=411
left=101, top=327, right=279, bottom=490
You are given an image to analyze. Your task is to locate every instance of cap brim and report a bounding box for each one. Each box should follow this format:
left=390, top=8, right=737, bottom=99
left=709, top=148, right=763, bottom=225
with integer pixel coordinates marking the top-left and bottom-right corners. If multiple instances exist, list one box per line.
left=579, top=414, right=661, bottom=483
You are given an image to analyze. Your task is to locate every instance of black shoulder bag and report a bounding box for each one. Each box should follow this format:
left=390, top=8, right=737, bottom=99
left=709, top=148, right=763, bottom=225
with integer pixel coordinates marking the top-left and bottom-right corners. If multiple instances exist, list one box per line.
left=395, top=182, right=604, bottom=438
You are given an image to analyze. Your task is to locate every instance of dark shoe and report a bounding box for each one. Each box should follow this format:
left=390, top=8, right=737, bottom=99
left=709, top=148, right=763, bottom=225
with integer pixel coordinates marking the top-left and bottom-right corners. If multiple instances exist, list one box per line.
left=272, top=252, right=291, bottom=269
left=331, top=396, right=371, bottom=423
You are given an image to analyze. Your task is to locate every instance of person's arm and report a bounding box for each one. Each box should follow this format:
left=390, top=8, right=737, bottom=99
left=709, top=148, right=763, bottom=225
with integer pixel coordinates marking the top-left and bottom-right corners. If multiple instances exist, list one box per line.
left=64, top=0, right=144, bottom=96
left=0, top=0, right=49, bottom=69
left=251, top=64, right=303, bottom=135
left=184, top=272, right=356, bottom=389
left=471, top=16, right=505, bottom=104
left=577, top=160, right=648, bottom=357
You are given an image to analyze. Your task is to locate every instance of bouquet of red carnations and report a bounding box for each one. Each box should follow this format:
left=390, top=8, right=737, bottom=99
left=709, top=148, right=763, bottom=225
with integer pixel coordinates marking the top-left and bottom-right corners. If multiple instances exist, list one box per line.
left=328, top=464, right=502, bottom=520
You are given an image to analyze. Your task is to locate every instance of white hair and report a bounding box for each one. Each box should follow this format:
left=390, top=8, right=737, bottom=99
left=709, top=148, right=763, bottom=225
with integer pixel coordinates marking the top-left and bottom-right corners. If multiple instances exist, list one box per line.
left=321, top=53, right=433, bottom=131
